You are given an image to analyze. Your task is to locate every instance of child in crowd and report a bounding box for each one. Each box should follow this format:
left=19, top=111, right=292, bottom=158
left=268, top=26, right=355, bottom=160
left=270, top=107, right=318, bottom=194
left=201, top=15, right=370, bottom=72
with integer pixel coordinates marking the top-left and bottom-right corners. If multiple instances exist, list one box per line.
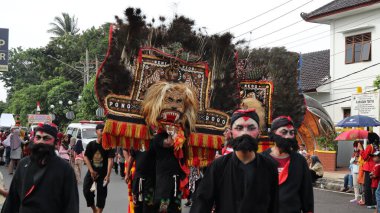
left=350, top=141, right=361, bottom=203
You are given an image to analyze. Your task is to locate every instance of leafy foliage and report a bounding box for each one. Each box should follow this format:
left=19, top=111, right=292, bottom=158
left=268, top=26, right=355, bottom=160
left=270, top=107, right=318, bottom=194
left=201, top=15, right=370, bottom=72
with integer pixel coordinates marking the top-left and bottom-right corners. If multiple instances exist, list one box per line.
left=316, top=131, right=338, bottom=151
left=375, top=75, right=380, bottom=90
left=47, top=12, right=80, bottom=38
left=5, top=77, right=78, bottom=127
left=76, top=76, right=102, bottom=121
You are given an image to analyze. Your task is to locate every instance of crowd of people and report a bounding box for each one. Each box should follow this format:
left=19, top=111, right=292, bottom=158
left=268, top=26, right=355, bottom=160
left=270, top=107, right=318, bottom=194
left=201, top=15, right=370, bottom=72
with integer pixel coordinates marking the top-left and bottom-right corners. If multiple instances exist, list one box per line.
left=339, top=134, right=380, bottom=211
left=0, top=114, right=378, bottom=212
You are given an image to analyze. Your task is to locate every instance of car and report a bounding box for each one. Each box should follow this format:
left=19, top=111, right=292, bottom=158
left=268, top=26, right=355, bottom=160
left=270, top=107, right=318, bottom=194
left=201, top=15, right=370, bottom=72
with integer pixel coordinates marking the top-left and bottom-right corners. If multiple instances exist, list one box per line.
left=65, top=120, right=103, bottom=148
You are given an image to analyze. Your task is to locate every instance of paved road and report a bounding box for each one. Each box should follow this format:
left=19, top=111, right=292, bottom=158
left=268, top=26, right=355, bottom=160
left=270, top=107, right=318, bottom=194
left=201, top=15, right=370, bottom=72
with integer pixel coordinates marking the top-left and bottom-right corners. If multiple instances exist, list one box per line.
left=314, top=188, right=373, bottom=213
left=0, top=164, right=375, bottom=212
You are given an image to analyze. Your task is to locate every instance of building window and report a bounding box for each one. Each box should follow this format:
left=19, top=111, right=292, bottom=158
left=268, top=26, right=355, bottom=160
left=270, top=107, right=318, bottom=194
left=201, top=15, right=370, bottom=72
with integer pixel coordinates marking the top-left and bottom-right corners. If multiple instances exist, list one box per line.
left=345, top=33, right=371, bottom=64
left=343, top=108, right=351, bottom=118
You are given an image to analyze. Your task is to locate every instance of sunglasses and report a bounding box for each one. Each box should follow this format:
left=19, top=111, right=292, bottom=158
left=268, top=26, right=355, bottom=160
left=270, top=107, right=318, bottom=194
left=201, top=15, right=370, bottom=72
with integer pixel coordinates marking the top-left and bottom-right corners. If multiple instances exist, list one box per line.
left=35, top=135, right=54, bottom=141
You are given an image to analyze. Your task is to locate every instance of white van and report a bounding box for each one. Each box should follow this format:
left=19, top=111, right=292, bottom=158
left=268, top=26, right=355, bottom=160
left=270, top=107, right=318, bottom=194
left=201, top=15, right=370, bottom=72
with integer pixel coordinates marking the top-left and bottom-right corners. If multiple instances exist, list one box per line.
left=65, top=121, right=103, bottom=148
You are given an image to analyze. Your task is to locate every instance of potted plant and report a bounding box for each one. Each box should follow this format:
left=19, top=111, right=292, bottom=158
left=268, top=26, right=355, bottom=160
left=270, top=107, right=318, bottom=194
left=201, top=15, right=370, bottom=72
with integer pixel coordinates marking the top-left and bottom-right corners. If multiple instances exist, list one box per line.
left=315, top=132, right=337, bottom=171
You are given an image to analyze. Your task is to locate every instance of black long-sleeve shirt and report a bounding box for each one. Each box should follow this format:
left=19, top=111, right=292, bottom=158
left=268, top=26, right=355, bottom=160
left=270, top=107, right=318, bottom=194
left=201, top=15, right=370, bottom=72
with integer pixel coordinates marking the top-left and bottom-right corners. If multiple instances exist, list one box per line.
left=2, top=155, right=79, bottom=213
left=262, top=149, right=314, bottom=213
left=191, top=152, right=279, bottom=213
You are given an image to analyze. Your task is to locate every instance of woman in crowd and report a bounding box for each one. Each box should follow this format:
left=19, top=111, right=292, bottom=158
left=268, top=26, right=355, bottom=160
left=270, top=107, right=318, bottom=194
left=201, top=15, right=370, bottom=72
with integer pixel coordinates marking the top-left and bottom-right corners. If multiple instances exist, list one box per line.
left=309, top=155, right=324, bottom=183
left=8, top=129, right=24, bottom=175
left=73, top=135, right=84, bottom=183
left=59, top=134, right=71, bottom=162
left=359, top=133, right=380, bottom=209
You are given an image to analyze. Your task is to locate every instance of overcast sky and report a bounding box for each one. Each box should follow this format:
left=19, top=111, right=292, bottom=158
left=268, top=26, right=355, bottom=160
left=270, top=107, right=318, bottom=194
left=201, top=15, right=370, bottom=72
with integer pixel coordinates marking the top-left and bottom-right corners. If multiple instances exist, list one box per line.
left=0, top=0, right=332, bottom=102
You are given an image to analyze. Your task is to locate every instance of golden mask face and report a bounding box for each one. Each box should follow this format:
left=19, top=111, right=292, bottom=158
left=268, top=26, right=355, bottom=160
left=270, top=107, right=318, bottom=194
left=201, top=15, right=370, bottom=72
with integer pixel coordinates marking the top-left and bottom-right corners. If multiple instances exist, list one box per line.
left=159, top=89, right=186, bottom=124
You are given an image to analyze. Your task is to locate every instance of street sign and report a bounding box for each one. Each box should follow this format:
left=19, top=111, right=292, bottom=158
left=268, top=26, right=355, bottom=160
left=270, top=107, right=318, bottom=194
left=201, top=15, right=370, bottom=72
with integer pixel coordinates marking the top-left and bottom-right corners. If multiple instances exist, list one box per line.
left=27, top=114, right=52, bottom=124
left=351, top=92, right=379, bottom=120
left=0, top=28, right=9, bottom=72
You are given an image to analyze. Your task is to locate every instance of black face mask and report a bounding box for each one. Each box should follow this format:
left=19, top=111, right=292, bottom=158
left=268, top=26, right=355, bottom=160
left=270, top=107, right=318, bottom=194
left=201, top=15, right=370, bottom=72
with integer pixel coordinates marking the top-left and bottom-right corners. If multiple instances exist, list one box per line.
left=270, top=133, right=298, bottom=154
left=228, top=134, right=259, bottom=152
left=30, top=143, right=56, bottom=167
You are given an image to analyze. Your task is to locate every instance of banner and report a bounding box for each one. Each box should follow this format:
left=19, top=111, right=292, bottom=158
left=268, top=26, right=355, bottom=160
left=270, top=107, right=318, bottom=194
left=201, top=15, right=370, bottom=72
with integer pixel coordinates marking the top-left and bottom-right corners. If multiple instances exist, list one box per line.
left=351, top=92, right=379, bottom=120
left=27, top=114, right=52, bottom=124
left=0, top=28, right=9, bottom=72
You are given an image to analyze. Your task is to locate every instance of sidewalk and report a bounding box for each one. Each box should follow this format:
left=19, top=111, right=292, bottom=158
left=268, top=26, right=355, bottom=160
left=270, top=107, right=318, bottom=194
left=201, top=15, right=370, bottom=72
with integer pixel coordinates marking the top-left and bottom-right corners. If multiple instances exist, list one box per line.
left=315, top=167, right=348, bottom=191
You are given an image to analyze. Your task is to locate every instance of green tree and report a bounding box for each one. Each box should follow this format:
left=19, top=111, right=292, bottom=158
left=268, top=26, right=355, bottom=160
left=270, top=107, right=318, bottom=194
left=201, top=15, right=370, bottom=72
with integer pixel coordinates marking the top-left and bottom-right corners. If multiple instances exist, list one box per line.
left=47, top=12, right=80, bottom=38
left=375, top=75, right=380, bottom=90
left=76, top=76, right=102, bottom=121
left=0, top=101, right=8, bottom=114
left=6, top=77, right=79, bottom=127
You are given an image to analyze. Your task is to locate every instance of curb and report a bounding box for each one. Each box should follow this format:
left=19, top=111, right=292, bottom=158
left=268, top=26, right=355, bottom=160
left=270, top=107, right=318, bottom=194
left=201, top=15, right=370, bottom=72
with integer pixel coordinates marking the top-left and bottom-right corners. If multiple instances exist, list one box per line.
left=315, top=178, right=347, bottom=192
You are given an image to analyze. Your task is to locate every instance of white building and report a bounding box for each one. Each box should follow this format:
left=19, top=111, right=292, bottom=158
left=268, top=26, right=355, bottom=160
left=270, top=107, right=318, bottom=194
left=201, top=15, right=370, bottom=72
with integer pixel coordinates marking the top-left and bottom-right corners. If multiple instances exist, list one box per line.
left=300, top=0, right=380, bottom=133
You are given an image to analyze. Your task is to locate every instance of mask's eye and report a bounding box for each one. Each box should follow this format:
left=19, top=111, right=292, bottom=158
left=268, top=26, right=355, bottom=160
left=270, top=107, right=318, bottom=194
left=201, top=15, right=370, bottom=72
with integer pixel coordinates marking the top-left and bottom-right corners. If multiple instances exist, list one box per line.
left=176, top=99, right=183, bottom=103
left=167, top=97, right=174, bottom=102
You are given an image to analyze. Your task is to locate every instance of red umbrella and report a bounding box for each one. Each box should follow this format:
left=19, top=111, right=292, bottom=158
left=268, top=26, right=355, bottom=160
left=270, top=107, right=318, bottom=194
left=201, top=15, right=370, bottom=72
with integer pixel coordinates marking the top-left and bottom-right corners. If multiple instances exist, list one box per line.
left=335, top=129, right=368, bottom=141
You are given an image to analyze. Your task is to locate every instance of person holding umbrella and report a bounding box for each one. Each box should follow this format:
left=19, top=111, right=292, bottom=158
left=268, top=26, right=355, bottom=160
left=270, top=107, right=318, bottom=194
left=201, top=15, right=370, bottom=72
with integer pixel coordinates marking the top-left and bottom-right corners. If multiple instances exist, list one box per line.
left=358, top=132, right=380, bottom=209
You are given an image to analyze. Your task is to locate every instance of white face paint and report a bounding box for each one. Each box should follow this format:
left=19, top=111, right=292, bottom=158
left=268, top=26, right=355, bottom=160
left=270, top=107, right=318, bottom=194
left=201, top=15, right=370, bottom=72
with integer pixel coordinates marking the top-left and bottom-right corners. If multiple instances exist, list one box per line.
left=274, top=126, right=295, bottom=139
left=34, top=131, right=55, bottom=145
left=231, top=117, right=260, bottom=138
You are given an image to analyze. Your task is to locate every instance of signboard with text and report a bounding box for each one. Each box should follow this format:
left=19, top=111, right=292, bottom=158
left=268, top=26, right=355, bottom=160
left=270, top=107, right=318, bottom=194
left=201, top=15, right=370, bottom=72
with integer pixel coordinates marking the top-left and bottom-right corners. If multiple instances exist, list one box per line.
left=0, top=28, right=9, bottom=72
left=351, top=92, right=379, bottom=120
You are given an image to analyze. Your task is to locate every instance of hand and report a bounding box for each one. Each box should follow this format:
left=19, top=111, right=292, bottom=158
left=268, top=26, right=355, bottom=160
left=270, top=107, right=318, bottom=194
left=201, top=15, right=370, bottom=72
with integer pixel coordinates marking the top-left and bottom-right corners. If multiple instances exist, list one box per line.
left=125, top=173, right=131, bottom=184
left=104, top=175, right=110, bottom=184
left=163, top=137, right=174, bottom=148
left=90, top=170, right=99, bottom=180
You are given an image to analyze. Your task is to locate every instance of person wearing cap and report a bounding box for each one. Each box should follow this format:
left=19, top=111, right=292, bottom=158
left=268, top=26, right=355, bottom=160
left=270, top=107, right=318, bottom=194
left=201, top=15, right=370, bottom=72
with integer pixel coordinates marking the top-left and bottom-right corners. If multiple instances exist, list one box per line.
left=1, top=122, right=79, bottom=213
left=83, top=123, right=115, bottom=213
left=191, top=109, right=278, bottom=213
left=262, top=116, right=313, bottom=213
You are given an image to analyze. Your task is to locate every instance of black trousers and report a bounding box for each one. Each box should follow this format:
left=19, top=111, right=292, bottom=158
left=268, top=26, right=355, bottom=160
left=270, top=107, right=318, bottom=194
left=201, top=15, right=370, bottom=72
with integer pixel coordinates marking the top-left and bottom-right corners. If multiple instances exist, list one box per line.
left=155, top=174, right=182, bottom=213
left=364, top=171, right=376, bottom=206
left=83, top=172, right=108, bottom=209
left=132, top=176, right=157, bottom=213
left=310, top=170, right=322, bottom=184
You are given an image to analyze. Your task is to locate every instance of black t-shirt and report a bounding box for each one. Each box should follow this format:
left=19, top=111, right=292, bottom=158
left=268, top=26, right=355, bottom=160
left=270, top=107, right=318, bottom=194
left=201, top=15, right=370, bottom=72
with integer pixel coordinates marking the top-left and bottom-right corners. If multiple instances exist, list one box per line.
left=130, top=149, right=155, bottom=178
left=238, top=159, right=256, bottom=193
left=84, top=140, right=115, bottom=177
left=151, top=132, right=184, bottom=178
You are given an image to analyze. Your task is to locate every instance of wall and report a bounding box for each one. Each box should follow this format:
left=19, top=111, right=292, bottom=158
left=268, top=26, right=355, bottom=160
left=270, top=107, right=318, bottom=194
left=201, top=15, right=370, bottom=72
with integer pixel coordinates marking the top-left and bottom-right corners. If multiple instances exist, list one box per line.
left=310, top=8, right=380, bottom=135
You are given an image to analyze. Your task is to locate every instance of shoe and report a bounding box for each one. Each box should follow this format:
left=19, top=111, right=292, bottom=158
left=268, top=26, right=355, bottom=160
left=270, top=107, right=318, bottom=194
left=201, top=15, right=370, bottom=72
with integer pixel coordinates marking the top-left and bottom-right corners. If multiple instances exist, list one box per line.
left=340, top=188, right=348, bottom=192
left=184, top=201, right=192, bottom=207
left=346, top=188, right=354, bottom=193
left=366, top=205, right=376, bottom=209
left=349, top=199, right=357, bottom=203
left=357, top=200, right=365, bottom=206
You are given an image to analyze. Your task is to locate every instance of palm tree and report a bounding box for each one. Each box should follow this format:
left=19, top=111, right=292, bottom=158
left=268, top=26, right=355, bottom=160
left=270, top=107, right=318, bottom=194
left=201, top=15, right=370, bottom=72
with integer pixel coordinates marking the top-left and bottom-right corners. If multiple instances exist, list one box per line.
left=47, top=13, right=80, bottom=38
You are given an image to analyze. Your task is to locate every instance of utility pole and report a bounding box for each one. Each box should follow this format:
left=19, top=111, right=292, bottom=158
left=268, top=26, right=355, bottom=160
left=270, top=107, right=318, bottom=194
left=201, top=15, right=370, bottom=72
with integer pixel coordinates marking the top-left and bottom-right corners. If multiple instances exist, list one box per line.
left=85, top=49, right=89, bottom=84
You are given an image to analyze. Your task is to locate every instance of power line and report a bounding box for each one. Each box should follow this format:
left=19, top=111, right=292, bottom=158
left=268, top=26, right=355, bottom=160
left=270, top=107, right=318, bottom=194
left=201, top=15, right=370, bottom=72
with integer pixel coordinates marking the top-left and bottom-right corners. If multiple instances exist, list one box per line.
left=321, top=96, right=351, bottom=104
left=260, top=12, right=379, bottom=49
left=321, top=89, right=378, bottom=107
left=216, top=0, right=295, bottom=34
left=258, top=25, right=322, bottom=47
left=234, top=0, right=313, bottom=38
left=322, top=99, right=351, bottom=107
left=317, top=74, right=380, bottom=93
left=286, top=13, right=380, bottom=50
left=319, top=63, right=380, bottom=86
left=247, top=19, right=304, bottom=42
